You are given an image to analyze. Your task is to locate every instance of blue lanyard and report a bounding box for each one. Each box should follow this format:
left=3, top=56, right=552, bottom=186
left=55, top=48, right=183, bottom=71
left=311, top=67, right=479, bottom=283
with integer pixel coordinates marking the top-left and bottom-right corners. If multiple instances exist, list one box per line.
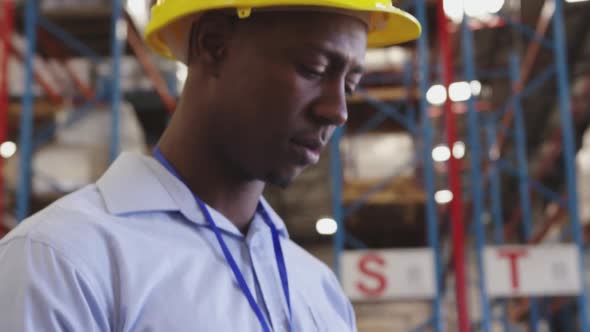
left=153, top=148, right=292, bottom=332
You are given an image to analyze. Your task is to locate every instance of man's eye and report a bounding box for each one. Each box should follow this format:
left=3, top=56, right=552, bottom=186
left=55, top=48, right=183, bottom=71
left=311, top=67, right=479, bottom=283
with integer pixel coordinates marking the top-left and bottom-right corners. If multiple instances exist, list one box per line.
left=298, top=66, right=325, bottom=79
left=345, top=86, right=355, bottom=96
left=345, top=82, right=358, bottom=96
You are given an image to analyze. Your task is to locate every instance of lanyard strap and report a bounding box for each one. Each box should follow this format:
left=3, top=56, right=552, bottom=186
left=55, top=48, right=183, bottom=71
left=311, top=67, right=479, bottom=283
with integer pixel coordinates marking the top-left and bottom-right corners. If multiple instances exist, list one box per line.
left=195, top=197, right=272, bottom=332
left=257, top=204, right=293, bottom=328
left=153, top=148, right=292, bottom=332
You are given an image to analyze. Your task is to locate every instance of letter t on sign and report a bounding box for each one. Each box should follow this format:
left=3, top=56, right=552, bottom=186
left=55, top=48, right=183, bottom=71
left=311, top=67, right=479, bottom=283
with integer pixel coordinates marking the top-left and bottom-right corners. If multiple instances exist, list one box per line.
left=498, top=249, right=528, bottom=292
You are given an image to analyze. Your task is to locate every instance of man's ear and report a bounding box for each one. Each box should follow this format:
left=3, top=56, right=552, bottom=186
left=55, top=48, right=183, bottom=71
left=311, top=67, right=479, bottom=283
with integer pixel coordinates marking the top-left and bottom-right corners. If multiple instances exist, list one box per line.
left=188, top=13, right=235, bottom=76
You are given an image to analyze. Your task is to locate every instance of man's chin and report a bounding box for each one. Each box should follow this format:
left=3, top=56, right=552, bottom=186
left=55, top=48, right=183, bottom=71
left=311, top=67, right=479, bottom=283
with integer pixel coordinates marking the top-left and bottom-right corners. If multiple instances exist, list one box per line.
left=264, top=167, right=305, bottom=189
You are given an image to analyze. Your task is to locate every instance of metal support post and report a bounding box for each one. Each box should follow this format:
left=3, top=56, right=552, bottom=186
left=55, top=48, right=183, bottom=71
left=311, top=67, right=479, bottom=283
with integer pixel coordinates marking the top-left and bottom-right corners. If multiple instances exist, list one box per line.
left=0, top=2, right=9, bottom=197
left=436, top=1, right=469, bottom=330
left=110, top=0, right=125, bottom=162
left=510, top=54, right=539, bottom=332
left=0, top=0, right=14, bottom=226
left=416, top=1, right=443, bottom=330
left=461, top=15, right=491, bottom=332
left=330, top=126, right=345, bottom=278
left=16, top=0, right=38, bottom=221
left=552, top=0, right=590, bottom=330
left=485, top=117, right=512, bottom=331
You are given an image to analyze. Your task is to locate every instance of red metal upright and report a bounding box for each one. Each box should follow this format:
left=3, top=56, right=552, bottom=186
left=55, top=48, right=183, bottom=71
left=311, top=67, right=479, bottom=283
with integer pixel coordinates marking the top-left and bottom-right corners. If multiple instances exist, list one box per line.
left=0, top=0, right=14, bottom=232
left=437, top=1, right=470, bottom=331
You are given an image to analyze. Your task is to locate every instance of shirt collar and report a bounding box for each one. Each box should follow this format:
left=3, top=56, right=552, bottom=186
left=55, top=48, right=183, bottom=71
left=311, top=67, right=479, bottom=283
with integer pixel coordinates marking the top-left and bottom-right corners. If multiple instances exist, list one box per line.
left=96, top=152, right=289, bottom=238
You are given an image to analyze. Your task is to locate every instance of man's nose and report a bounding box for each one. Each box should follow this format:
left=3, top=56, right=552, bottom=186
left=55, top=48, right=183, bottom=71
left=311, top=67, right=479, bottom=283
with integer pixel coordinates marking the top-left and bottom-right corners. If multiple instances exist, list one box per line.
left=311, top=80, right=348, bottom=126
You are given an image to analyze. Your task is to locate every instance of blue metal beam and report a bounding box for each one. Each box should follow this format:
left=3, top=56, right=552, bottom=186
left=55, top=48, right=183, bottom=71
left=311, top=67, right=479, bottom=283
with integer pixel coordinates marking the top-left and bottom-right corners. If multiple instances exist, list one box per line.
left=416, top=1, right=443, bottom=331
left=109, top=0, right=124, bottom=162
left=330, top=126, right=345, bottom=279
left=461, top=15, right=491, bottom=332
left=495, top=65, right=555, bottom=121
left=520, top=65, right=555, bottom=99
left=16, top=0, right=38, bottom=222
left=362, top=95, right=416, bottom=134
left=497, top=13, right=554, bottom=50
left=33, top=96, right=102, bottom=150
left=343, top=158, right=416, bottom=219
left=552, top=1, right=590, bottom=330
left=497, top=159, right=566, bottom=207
left=36, top=16, right=100, bottom=63
left=356, top=111, right=388, bottom=135
left=345, top=233, right=368, bottom=250
left=510, top=54, right=540, bottom=331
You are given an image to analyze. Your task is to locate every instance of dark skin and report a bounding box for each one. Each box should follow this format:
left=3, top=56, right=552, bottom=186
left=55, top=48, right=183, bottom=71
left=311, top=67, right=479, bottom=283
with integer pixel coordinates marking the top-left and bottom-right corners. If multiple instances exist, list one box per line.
left=157, top=10, right=367, bottom=231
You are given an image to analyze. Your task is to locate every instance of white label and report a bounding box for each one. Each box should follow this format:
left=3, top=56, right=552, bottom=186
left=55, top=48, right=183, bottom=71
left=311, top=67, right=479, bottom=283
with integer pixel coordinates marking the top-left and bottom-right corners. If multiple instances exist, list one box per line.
left=341, top=249, right=436, bottom=301
left=485, top=244, right=582, bottom=297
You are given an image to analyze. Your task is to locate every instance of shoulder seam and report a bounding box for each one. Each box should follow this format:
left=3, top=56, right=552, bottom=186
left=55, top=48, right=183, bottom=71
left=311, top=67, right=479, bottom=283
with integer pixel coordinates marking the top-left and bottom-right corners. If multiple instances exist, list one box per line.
left=0, top=235, right=106, bottom=304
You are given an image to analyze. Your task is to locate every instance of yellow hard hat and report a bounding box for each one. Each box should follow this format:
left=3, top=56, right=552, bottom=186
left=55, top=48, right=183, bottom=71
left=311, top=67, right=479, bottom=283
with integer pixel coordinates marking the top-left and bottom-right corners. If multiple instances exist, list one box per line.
left=145, top=0, right=422, bottom=64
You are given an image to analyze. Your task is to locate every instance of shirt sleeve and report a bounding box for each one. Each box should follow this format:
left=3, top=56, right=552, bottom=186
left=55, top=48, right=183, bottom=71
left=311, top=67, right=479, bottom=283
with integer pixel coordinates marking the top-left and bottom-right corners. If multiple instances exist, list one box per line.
left=0, top=237, right=111, bottom=332
left=324, top=268, right=358, bottom=332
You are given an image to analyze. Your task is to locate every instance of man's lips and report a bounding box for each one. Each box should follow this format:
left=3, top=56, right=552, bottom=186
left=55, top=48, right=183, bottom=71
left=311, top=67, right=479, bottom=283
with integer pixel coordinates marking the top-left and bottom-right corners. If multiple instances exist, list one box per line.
left=290, top=137, right=323, bottom=154
left=289, top=137, right=324, bottom=164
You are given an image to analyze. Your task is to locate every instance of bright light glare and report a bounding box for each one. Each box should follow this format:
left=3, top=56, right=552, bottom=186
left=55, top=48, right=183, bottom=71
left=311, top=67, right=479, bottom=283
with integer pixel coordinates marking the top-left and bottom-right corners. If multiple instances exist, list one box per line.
left=426, top=85, right=447, bottom=105
left=566, top=0, right=590, bottom=3
left=428, top=81, right=481, bottom=105
left=316, top=218, right=338, bottom=235
left=176, top=63, right=188, bottom=87
left=444, top=0, right=505, bottom=22
left=443, top=0, right=464, bottom=23
left=0, top=141, right=17, bottom=159
left=464, top=1, right=488, bottom=18
left=453, top=141, right=466, bottom=159
left=432, top=145, right=451, bottom=162
left=487, top=0, right=506, bottom=13
left=126, top=0, right=149, bottom=28
left=470, top=80, right=482, bottom=96
left=435, top=190, right=454, bottom=205
left=449, top=81, right=472, bottom=102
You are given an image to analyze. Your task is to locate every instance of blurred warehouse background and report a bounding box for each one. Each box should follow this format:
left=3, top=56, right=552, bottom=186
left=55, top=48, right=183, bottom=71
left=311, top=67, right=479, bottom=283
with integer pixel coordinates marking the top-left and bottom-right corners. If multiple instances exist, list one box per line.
left=3, top=0, right=590, bottom=331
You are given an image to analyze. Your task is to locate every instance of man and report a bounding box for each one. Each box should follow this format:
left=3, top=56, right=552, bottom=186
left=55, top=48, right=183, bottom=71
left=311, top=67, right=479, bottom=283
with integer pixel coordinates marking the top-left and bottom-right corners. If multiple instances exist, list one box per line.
left=0, top=1, right=420, bottom=331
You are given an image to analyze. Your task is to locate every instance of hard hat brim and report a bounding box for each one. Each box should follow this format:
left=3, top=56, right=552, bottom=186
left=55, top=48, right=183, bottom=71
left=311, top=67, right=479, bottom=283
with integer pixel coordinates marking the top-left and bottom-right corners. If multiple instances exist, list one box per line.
left=145, top=3, right=422, bottom=62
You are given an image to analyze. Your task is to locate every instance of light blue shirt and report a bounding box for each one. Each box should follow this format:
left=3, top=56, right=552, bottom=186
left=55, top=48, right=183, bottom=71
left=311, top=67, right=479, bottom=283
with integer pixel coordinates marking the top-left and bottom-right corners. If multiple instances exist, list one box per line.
left=0, top=153, right=356, bottom=331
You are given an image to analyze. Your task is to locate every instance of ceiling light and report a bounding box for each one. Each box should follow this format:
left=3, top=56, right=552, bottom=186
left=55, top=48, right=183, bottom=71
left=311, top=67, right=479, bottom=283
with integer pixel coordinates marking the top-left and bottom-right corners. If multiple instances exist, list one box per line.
left=443, top=0, right=464, bottom=23
left=126, top=0, right=149, bottom=28
left=432, top=145, right=451, bottom=162
left=453, top=141, right=466, bottom=159
left=316, top=218, right=338, bottom=235
left=0, top=141, right=17, bottom=159
left=435, top=190, right=454, bottom=205
left=487, top=0, right=505, bottom=13
left=449, top=81, right=472, bottom=102
left=426, top=85, right=447, bottom=106
left=444, top=0, right=505, bottom=22
left=470, top=80, right=482, bottom=96
left=464, top=1, right=488, bottom=18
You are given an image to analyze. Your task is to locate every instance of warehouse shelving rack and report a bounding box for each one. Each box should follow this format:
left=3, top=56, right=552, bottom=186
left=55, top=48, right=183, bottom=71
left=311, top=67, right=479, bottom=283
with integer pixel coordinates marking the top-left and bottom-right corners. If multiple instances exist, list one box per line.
left=14, top=0, right=174, bottom=222
left=331, top=0, right=590, bottom=331
left=330, top=1, right=445, bottom=331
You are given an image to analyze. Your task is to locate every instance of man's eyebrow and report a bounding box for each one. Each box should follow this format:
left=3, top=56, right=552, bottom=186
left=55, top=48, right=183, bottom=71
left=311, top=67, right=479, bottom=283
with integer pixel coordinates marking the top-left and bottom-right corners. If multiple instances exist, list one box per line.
left=302, top=43, right=365, bottom=74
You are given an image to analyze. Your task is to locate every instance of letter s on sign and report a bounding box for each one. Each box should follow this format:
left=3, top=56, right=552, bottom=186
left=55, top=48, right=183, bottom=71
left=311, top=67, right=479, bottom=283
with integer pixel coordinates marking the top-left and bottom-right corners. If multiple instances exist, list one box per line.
left=356, top=253, right=387, bottom=297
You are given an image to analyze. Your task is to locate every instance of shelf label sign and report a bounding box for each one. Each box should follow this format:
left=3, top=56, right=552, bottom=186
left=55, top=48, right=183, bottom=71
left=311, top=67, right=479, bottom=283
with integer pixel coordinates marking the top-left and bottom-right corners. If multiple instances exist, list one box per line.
left=485, top=244, right=582, bottom=297
left=341, top=249, right=436, bottom=301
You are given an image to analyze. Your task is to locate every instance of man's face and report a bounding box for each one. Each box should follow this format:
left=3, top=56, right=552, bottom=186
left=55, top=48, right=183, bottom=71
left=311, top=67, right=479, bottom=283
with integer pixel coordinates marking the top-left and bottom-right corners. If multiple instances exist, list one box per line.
left=203, top=11, right=367, bottom=187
